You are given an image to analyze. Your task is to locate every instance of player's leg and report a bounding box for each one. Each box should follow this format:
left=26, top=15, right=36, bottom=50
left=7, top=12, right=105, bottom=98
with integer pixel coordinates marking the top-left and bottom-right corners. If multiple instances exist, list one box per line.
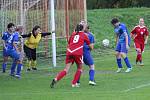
left=31, top=48, right=37, bottom=70
left=83, top=53, right=96, bottom=85
left=2, top=48, right=8, bottom=73
left=115, top=43, right=123, bottom=73
left=134, top=43, right=141, bottom=64
left=139, top=43, right=144, bottom=66
left=50, top=55, right=73, bottom=88
left=120, top=43, right=132, bottom=72
left=24, top=45, right=32, bottom=71
left=72, top=55, right=83, bottom=87
left=15, top=52, right=23, bottom=78
left=9, top=50, right=20, bottom=76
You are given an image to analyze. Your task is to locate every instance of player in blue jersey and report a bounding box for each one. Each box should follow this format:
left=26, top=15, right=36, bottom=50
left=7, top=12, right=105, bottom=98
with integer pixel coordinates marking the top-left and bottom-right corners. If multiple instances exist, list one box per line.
left=1, top=23, right=15, bottom=73
left=77, top=20, right=96, bottom=86
left=83, top=26, right=96, bottom=85
left=9, top=25, right=24, bottom=78
left=2, top=23, right=22, bottom=78
left=111, top=18, right=132, bottom=73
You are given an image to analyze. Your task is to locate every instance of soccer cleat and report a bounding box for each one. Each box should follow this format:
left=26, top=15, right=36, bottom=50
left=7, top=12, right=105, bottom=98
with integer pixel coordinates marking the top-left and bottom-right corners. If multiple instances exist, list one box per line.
left=27, top=68, right=31, bottom=71
left=116, top=68, right=122, bottom=73
left=76, top=82, right=80, bottom=87
left=72, top=83, right=80, bottom=88
left=2, top=70, right=6, bottom=73
left=32, top=67, right=37, bottom=70
left=139, top=62, right=144, bottom=66
left=125, top=68, right=132, bottom=73
left=50, top=79, right=57, bottom=88
left=10, top=73, right=15, bottom=77
left=15, top=74, right=21, bottom=79
left=89, top=81, right=96, bottom=86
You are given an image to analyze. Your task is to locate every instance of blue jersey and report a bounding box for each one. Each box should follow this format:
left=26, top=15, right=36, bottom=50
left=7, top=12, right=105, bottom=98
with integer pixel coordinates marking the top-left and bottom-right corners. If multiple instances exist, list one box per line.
left=2, top=31, right=19, bottom=50
left=83, top=32, right=95, bottom=53
left=83, top=32, right=95, bottom=65
left=114, top=23, right=131, bottom=45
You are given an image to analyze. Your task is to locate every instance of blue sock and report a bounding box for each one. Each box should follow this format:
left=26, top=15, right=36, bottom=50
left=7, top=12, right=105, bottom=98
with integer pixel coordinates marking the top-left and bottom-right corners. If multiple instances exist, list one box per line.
left=124, top=57, right=131, bottom=68
left=10, top=62, right=17, bottom=75
left=2, top=63, right=7, bottom=72
left=117, top=58, right=122, bottom=68
left=89, top=69, right=95, bottom=81
left=16, top=64, right=22, bottom=75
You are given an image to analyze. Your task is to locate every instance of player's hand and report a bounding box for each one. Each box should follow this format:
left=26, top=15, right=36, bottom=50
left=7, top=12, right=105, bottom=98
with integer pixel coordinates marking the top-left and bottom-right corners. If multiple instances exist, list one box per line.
left=144, top=40, right=147, bottom=45
left=126, top=45, right=130, bottom=50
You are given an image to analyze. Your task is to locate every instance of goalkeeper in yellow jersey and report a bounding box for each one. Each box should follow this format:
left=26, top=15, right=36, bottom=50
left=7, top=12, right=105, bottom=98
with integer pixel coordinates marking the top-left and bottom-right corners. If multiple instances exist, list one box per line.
left=21, top=25, right=51, bottom=71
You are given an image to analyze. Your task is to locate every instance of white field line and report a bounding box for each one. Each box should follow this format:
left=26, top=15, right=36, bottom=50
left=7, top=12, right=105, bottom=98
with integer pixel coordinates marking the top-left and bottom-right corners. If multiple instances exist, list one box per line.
left=123, top=82, right=150, bottom=92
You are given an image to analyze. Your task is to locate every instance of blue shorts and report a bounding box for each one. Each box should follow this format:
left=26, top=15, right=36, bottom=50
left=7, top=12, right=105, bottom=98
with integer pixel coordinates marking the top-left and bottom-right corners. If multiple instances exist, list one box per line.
left=115, top=42, right=128, bottom=53
left=6, top=49, right=20, bottom=61
left=83, top=52, right=94, bottom=65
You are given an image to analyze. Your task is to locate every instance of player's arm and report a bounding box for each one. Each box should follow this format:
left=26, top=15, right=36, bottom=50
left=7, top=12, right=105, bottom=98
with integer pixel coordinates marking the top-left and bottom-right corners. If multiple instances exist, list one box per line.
left=115, top=34, right=119, bottom=46
left=13, top=35, right=19, bottom=53
left=144, top=28, right=149, bottom=45
left=84, top=34, right=92, bottom=50
left=89, top=34, right=95, bottom=50
left=41, top=32, right=52, bottom=37
left=21, top=33, right=31, bottom=38
left=130, top=27, right=137, bottom=39
left=1, top=33, right=7, bottom=49
left=124, top=32, right=129, bottom=49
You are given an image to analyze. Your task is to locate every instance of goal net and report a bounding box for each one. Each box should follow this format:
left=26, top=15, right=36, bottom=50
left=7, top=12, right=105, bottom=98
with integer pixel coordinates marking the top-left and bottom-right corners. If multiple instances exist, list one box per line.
left=0, top=0, right=86, bottom=67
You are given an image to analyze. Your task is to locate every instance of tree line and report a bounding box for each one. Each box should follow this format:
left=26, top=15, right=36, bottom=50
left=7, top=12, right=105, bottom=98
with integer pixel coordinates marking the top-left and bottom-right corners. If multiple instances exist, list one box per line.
left=86, top=0, right=150, bottom=9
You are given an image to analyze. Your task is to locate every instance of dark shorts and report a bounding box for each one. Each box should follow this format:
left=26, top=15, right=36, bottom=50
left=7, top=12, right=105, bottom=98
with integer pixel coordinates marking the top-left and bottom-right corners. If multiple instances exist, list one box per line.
left=24, top=45, right=36, bottom=60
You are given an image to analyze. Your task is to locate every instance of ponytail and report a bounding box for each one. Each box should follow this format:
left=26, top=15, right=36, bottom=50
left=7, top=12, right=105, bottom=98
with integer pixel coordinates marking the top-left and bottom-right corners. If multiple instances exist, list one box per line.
left=75, top=24, right=83, bottom=35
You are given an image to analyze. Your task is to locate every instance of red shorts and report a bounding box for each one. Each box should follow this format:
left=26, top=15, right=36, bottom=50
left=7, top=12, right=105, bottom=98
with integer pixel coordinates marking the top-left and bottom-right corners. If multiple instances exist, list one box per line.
left=65, top=55, right=83, bottom=64
left=134, top=42, right=144, bottom=52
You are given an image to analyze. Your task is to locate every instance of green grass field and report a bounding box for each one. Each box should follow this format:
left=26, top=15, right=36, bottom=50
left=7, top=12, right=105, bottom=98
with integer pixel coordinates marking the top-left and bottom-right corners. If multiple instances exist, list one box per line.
left=1, top=47, right=150, bottom=100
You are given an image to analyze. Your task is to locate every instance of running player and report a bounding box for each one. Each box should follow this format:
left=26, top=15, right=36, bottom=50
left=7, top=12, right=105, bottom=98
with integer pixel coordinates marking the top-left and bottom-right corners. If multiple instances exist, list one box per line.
left=131, top=18, right=149, bottom=66
left=50, top=24, right=92, bottom=88
left=111, top=18, right=132, bottom=73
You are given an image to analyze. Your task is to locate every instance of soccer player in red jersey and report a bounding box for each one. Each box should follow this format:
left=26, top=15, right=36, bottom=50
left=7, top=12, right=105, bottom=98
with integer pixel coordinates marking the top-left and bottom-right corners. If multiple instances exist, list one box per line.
left=131, top=18, right=149, bottom=66
left=50, top=24, right=92, bottom=88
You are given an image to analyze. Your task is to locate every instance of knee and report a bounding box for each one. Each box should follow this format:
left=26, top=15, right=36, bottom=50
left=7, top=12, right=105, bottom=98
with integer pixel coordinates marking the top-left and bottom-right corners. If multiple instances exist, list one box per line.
left=120, top=53, right=126, bottom=58
left=136, top=48, right=141, bottom=53
left=89, top=65, right=95, bottom=70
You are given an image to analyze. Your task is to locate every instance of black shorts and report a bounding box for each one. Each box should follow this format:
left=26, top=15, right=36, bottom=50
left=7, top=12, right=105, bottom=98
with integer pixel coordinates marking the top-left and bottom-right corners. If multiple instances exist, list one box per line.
left=24, top=45, right=36, bottom=60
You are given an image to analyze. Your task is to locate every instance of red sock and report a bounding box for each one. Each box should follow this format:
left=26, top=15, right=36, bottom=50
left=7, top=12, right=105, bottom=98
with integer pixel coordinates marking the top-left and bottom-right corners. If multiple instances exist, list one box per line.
left=138, top=53, right=142, bottom=62
left=136, top=53, right=141, bottom=62
left=72, top=69, right=82, bottom=85
left=56, top=70, right=67, bottom=81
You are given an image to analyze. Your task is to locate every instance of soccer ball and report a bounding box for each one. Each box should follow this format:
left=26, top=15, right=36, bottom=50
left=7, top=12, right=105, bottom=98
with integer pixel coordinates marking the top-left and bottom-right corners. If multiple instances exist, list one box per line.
left=102, top=39, right=109, bottom=47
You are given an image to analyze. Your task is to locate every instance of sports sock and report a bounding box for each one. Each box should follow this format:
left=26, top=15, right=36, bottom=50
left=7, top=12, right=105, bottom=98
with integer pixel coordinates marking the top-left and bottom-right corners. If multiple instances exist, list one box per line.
left=72, top=69, right=82, bottom=85
left=31, top=60, right=37, bottom=68
left=117, top=58, right=122, bottom=68
left=26, top=60, right=31, bottom=69
left=124, top=57, right=131, bottom=68
left=2, top=63, right=7, bottom=72
left=56, top=70, right=67, bottom=81
left=16, top=64, right=22, bottom=75
left=10, top=61, right=17, bottom=74
left=89, top=69, right=95, bottom=81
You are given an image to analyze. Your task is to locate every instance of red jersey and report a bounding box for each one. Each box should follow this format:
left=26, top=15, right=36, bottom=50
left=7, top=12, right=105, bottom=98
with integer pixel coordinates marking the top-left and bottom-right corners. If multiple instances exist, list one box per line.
left=66, top=31, right=90, bottom=55
left=131, top=25, right=149, bottom=43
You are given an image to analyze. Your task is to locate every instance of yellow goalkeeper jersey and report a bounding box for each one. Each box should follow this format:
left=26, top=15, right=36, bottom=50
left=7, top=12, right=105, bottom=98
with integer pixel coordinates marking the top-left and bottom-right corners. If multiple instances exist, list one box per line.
left=24, top=33, right=42, bottom=49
